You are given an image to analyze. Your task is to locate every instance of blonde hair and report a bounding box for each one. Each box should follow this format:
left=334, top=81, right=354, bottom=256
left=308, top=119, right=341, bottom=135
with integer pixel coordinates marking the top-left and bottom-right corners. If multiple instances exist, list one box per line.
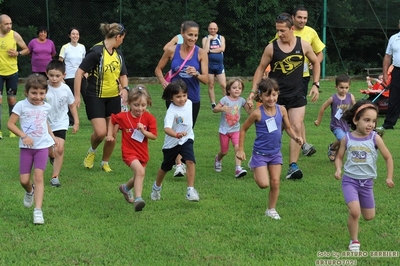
left=128, top=85, right=152, bottom=107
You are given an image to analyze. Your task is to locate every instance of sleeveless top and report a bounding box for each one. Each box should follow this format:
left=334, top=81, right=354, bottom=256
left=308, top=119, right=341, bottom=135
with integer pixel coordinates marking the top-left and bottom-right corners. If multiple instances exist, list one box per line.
left=207, top=35, right=223, bottom=64
left=330, top=93, right=352, bottom=132
left=269, top=37, right=304, bottom=98
left=343, top=131, right=378, bottom=179
left=0, top=30, right=18, bottom=75
left=171, top=44, right=201, bottom=103
left=253, top=104, right=282, bottom=155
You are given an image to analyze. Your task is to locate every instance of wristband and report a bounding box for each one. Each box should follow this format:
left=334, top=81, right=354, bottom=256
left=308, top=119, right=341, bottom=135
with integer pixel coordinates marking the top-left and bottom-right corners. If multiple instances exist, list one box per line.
left=175, top=133, right=180, bottom=139
left=123, top=86, right=130, bottom=92
left=312, top=82, right=320, bottom=89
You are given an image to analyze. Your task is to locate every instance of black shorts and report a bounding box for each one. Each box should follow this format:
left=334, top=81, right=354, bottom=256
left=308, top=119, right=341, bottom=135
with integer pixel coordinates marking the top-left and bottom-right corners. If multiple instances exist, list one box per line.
left=0, top=72, right=18, bottom=96
left=84, top=96, right=121, bottom=120
left=277, top=95, right=307, bottom=110
left=160, top=139, right=196, bottom=172
left=53, top=130, right=67, bottom=140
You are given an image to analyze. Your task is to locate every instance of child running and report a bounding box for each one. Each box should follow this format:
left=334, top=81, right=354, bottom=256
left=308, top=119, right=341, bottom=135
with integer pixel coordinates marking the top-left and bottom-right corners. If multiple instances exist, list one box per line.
left=151, top=79, right=199, bottom=202
left=7, top=74, right=58, bottom=224
left=212, top=78, right=252, bottom=178
left=236, top=78, right=303, bottom=219
left=106, top=85, right=157, bottom=212
left=334, top=100, right=394, bottom=251
left=314, top=74, right=356, bottom=161
left=46, top=60, right=79, bottom=187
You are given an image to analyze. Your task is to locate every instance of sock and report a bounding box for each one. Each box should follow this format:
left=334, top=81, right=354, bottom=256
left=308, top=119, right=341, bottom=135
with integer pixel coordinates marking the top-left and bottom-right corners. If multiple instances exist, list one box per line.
left=153, top=182, right=161, bottom=190
left=187, top=186, right=194, bottom=190
left=134, top=197, right=142, bottom=202
left=89, top=147, right=96, bottom=152
left=123, top=184, right=130, bottom=192
left=27, top=190, right=34, bottom=195
left=101, top=161, right=108, bottom=166
left=236, top=165, right=241, bottom=171
left=290, top=162, right=297, bottom=167
left=52, top=176, right=58, bottom=179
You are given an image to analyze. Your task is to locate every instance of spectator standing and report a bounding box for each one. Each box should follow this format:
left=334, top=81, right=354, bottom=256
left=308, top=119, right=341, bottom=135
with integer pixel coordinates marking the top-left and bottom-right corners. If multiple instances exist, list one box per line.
left=28, top=26, right=56, bottom=76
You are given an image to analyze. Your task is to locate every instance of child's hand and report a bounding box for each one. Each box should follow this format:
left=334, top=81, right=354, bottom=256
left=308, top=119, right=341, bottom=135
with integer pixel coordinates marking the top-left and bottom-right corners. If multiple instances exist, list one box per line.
left=236, top=150, right=245, bottom=161
left=295, top=136, right=303, bottom=146
left=386, top=178, right=394, bottom=188
left=314, top=120, right=320, bottom=126
left=334, top=170, right=342, bottom=180
left=72, top=124, right=79, bottom=134
left=137, top=123, right=145, bottom=132
left=176, top=132, right=187, bottom=139
left=105, top=135, right=114, bottom=142
left=54, top=139, right=59, bottom=147
left=22, top=136, right=34, bottom=148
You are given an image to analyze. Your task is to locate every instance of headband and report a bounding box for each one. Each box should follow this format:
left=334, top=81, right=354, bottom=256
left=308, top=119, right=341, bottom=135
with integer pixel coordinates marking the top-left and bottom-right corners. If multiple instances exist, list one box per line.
left=354, top=104, right=376, bottom=117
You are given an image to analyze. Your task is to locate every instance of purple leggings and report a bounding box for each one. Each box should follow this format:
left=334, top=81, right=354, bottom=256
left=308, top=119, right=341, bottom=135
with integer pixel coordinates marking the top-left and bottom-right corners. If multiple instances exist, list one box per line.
left=20, top=148, right=49, bottom=174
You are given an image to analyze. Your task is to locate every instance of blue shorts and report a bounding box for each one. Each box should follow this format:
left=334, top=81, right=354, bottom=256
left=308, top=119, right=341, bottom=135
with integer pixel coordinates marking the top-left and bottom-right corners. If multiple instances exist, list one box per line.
left=342, top=175, right=375, bottom=208
left=332, top=128, right=346, bottom=141
left=161, top=139, right=196, bottom=172
left=209, top=63, right=225, bottom=75
left=248, top=151, right=283, bottom=170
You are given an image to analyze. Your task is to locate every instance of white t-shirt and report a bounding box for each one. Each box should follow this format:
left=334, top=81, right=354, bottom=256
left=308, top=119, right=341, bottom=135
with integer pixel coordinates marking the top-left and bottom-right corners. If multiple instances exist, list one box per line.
left=12, top=99, right=55, bottom=149
left=59, top=42, right=86, bottom=79
left=162, top=99, right=194, bottom=149
left=46, top=83, right=75, bottom=131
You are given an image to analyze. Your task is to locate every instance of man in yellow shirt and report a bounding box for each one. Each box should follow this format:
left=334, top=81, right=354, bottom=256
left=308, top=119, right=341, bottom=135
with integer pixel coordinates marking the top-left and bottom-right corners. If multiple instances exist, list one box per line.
left=0, top=14, right=29, bottom=138
left=292, top=6, right=325, bottom=157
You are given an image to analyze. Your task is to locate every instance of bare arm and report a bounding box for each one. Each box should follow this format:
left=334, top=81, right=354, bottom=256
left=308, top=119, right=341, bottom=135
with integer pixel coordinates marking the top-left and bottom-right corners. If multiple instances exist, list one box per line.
left=334, top=137, right=347, bottom=179
left=209, top=35, right=225, bottom=53
left=375, top=134, right=394, bottom=187
left=314, top=97, right=333, bottom=126
left=155, top=46, right=175, bottom=89
left=382, top=54, right=392, bottom=84
left=11, top=31, right=29, bottom=56
left=247, top=44, right=273, bottom=107
left=303, top=40, right=320, bottom=102
left=202, top=36, right=210, bottom=52
left=68, top=102, right=79, bottom=134
left=163, top=35, right=179, bottom=51
left=194, top=48, right=208, bottom=85
left=105, top=121, right=119, bottom=142
left=74, top=68, right=85, bottom=108
left=236, top=109, right=260, bottom=161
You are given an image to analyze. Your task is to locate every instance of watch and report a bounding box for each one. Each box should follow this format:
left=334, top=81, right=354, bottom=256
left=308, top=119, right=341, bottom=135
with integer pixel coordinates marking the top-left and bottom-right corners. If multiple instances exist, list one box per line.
left=312, top=82, right=320, bottom=88
left=123, top=86, right=130, bottom=92
left=18, top=51, right=22, bottom=56
left=194, top=71, right=200, bottom=77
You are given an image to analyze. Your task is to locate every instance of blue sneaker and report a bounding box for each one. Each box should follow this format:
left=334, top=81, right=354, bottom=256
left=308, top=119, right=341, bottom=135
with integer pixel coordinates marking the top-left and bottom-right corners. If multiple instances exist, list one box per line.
left=286, top=164, right=303, bottom=180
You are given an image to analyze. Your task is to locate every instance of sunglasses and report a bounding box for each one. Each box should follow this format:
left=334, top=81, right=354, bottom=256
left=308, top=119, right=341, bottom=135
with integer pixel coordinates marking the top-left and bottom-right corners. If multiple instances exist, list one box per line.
left=277, top=14, right=291, bottom=22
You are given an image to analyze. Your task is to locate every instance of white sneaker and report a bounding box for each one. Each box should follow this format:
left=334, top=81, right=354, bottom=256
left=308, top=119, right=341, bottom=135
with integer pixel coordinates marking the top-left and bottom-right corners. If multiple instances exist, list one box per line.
left=151, top=182, right=161, bottom=201
left=33, top=208, right=44, bottom=224
left=265, top=208, right=281, bottom=220
left=50, top=177, right=61, bottom=187
left=349, top=240, right=360, bottom=251
left=173, top=164, right=186, bottom=177
left=214, top=155, right=222, bottom=172
left=186, top=188, right=200, bottom=202
left=23, top=184, right=35, bottom=208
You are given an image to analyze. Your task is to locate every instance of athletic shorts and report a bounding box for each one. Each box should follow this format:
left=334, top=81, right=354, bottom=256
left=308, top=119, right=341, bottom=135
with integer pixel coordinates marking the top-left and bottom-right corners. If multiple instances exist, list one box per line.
left=209, top=63, right=225, bottom=75
left=20, top=148, right=49, bottom=174
left=277, top=95, right=307, bottom=110
left=160, top=139, right=195, bottom=172
left=342, top=175, right=375, bottom=208
left=84, top=96, right=121, bottom=120
left=302, top=76, right=310, bottom=98
left=53, top=130, right=67, bottom=140
left=219, top=131, right=239, bottom=153
left=248, top=151, right=283, bottom=170
left=332, top=128, right=346, bottom=141
left=0, top=72, right=18, bottom=96
left=123, top=152, right=147, bottom=167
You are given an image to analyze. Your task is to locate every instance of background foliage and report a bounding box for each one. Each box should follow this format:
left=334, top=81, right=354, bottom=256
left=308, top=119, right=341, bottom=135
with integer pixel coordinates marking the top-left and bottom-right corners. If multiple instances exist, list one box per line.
left=0, top=0, right=399, bottom=77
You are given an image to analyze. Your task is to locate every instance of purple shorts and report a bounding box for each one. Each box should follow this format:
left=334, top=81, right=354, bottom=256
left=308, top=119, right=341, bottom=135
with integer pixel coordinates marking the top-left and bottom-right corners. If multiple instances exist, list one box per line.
left=248, top=151, right=282, bottom=170
left=20, top=148, right=49, bottom=174
left=342, top=175, right=375, bottom=208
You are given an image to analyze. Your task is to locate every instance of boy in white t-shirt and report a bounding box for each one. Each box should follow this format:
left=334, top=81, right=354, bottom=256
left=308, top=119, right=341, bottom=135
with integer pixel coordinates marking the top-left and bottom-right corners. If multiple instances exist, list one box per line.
left=46, top=60, right=79, bottom=187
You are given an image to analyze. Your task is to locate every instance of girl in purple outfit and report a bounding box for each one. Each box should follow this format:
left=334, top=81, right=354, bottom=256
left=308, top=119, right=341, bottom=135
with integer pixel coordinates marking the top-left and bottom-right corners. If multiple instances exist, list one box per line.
left=28, top=26, right=56, bottom=76
left=236, top=78, right=303, bottom=220
left=334, top=100, right=394, bottom=252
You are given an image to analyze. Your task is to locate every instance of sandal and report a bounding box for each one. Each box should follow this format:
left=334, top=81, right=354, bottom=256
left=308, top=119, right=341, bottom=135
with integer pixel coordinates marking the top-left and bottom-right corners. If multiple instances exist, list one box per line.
left=327, top=143, right=337, bottom=162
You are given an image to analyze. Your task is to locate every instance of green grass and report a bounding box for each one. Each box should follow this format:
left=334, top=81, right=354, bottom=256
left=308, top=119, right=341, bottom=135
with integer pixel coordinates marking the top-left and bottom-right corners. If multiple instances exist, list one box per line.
left=0, top=80, right=399, bottom=265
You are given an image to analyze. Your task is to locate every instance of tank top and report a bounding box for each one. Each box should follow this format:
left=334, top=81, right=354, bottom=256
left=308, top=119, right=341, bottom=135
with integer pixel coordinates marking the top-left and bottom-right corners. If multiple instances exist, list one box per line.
left=253, top=104, right=282, bottom=155
left=171, top=44, right=201, bottom=103
left=330, top=93, right=352, bottom=132
left=269, top=37, right=304, bottom=98
left=343, top=132, right=378, bottom=179
left=0, top=30, right=18, bottom=75
left=208, top=35, right=223, bottom=64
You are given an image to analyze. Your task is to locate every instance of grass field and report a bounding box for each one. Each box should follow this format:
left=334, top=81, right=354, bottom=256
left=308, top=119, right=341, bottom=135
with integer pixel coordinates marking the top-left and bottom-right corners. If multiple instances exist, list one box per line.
left=0, top=79, right=399, bottom=265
